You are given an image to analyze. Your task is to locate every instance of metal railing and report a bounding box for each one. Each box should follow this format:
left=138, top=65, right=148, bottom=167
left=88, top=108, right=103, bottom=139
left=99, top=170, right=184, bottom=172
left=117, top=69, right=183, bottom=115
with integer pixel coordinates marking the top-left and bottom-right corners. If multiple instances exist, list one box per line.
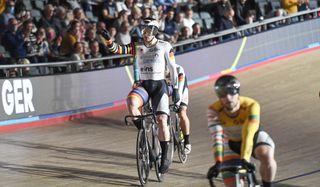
left=0, top=8, right=319, bottom=78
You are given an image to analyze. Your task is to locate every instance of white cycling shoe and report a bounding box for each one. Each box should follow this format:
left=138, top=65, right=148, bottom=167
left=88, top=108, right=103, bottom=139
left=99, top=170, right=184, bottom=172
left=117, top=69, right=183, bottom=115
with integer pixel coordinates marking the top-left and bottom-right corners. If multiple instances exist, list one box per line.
left=184, top=144, right=191, bottom=155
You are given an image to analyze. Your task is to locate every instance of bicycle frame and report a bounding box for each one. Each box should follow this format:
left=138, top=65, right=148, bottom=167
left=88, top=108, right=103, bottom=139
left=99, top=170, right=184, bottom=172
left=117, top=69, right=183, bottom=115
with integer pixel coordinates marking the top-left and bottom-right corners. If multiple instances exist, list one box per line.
left=124, top=101, right=164, bottom=186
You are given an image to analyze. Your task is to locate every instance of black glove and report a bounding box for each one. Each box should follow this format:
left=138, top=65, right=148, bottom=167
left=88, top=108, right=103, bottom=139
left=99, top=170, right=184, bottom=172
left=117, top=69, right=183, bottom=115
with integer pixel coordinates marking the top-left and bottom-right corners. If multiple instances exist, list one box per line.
left=172, top=88, right=180, bottom=104
left=207, top=162, right=222, bottom=179
left=99, top=29, right=111, bottom=40
left=241, top=159, right=255, bottom=171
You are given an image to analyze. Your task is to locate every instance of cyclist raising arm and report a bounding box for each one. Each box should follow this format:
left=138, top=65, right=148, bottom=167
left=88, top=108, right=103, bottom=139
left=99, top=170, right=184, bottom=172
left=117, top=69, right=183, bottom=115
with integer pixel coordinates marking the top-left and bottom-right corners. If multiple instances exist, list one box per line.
left=100, top=18, right=180, bottom=174
left=207, top=75, right=277, bottom=187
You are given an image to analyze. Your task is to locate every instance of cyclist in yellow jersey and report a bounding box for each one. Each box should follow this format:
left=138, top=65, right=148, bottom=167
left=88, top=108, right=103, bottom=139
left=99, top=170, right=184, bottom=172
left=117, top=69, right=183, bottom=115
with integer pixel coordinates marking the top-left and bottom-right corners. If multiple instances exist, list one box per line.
left=207, top=75, right=277, bottom=187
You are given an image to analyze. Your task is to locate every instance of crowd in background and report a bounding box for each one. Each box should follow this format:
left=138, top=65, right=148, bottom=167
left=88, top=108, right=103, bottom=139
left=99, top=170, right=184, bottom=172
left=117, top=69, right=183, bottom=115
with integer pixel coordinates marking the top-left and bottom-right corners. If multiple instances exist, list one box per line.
left=0, top=0, right=318, bottom=77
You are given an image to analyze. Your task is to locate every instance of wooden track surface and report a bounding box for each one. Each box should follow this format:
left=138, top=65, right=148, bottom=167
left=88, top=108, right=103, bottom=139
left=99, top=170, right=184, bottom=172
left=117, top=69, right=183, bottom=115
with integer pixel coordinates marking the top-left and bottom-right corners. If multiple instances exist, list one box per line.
left=1, top=49, right=320, bottom=187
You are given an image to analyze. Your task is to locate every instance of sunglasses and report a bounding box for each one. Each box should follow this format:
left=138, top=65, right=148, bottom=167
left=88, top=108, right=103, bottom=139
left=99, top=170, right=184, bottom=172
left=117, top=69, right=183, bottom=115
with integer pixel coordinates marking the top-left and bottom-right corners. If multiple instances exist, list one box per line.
left=215, top=87, right=239, bottom=98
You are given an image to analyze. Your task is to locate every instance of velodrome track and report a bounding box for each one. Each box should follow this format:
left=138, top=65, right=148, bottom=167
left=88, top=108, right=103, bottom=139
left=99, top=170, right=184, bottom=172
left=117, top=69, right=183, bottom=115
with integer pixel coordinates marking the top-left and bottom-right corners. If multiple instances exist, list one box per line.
left=0, top=49, right=320, bottom=187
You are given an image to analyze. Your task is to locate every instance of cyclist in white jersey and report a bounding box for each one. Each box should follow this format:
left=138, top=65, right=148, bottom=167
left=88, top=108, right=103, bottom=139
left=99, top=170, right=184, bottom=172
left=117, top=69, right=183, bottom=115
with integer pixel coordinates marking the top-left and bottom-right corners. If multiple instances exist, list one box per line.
left=167, top=64, right=191, bottom=154
left=100, top=18, right=180, bottom=174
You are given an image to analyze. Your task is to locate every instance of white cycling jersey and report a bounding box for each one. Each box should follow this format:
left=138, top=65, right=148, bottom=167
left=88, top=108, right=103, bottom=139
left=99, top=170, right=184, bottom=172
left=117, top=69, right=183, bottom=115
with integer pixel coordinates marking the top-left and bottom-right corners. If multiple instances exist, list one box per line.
left=106, top=39, right=179, bottom=89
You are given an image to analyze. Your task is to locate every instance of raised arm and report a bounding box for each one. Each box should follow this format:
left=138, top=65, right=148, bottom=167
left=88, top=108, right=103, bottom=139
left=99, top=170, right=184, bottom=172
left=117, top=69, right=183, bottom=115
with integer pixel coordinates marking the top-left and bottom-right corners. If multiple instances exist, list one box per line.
left=100, top=29, right=135, bottom=55
left=99, top=29, right=140, bottom=83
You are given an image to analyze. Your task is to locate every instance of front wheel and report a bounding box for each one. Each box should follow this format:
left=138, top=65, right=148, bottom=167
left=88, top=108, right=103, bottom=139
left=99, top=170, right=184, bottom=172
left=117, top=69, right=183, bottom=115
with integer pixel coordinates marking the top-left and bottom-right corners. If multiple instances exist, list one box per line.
left=136, top=129, right=150, bottom=186
left=168, top=124, right=175, bottom=164
left=175, top=120, right=188, bottom=164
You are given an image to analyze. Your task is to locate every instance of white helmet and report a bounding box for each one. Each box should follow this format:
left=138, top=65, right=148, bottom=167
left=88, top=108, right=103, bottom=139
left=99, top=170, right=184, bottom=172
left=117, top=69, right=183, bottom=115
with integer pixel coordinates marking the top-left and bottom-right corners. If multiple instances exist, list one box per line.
left=142, top=18, right=159, bottom=35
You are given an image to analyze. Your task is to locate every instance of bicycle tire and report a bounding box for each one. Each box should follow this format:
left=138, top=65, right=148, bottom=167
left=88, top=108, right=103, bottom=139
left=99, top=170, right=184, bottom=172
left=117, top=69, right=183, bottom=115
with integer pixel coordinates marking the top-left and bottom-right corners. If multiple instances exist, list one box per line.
left=136, top=129, right=150, bottom=186
left=175, top=114, right=188, bottom=164
left=153, top=125, right=164, bottom=182
left=168, top=118, right=174, bottom=164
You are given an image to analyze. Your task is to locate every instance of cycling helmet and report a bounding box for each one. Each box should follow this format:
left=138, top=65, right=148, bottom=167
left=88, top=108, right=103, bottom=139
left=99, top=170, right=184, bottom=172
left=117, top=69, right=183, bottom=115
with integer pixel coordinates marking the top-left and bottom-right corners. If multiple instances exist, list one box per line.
left=142, top=18, right=159, bottom=36
left=214, top=75, right=240, bottom=98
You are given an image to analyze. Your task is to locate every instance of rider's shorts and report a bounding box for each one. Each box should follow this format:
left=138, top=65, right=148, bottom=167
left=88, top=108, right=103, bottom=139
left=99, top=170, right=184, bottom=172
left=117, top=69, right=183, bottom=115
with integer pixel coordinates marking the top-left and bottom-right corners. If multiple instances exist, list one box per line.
left=127, top=79, right=170, bottom=115
left=221, top=130, right=275, bottom=183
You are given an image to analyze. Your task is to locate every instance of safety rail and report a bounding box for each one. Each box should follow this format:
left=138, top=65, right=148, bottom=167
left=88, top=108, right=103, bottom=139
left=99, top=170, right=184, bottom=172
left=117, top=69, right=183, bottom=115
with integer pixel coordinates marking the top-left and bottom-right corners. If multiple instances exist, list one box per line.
left=0, top=8, right=319, bottom=78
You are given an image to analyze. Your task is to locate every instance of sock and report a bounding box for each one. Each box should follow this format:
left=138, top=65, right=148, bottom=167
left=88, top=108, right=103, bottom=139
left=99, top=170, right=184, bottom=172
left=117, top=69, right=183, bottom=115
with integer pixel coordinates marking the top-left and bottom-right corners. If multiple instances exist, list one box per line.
left=262, top=180, right=272, bottom=187
left=160, top=141, right=169, bottom=161
left=184, top=134, right=190, bottom=145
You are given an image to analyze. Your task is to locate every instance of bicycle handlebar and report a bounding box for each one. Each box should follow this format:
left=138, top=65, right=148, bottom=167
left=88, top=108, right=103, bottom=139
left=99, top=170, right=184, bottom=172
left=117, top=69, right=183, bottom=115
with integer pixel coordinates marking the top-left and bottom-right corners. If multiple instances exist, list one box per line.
left=207, top=161, right=256, bottom=187
left=124, top=113, right=157, bottom=126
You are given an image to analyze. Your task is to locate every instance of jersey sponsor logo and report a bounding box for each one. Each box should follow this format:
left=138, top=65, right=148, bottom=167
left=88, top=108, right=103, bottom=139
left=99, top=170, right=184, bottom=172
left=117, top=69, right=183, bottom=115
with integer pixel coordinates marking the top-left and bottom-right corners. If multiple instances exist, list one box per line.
left=148, top=47, right=159, bottom=52
left=141, top=53, right=159, bottom=64
left=1, top=79, right=35, bottom=115
left=141, top=66, right=153, bottom=72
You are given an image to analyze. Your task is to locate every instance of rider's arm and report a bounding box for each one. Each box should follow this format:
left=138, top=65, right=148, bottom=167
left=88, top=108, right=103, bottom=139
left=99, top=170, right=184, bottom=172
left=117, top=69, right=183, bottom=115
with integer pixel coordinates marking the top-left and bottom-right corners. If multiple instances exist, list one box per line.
left=177, top=66, right=185, bottom=101
left=207, top=107, right=224, bottom=163
left=104, top=39, right=140, bottom=82
left=241, top=102, right=260, bottom=161
left=164, top=43, right=178, bottom=89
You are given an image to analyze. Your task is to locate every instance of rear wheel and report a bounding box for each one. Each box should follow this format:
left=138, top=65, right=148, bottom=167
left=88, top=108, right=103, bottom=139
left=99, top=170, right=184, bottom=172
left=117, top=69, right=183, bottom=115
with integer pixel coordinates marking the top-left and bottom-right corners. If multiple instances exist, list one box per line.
left=175, top=115, right=188, bottom=164
left=136, top=129, right=150, bottom=186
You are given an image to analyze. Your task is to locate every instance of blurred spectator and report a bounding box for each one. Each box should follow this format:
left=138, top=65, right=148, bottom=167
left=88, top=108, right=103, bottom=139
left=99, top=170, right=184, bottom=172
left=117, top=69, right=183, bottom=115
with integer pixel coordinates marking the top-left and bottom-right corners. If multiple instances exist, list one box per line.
left=18, top=58, right=31, bottom=76
left=1, top=18, right=27, bottom=59
left=192, top=22, right=202, bottom=38
left=102, top=0, right=119, bottom=27
left=219, top=7, right=237, bottom=39
left=115, top=21, right=131, bottom=44
left=114, top=10, right=129, bottom=30
left=116, top=0, right=129, bottom=12
left=298, top=0, right=309, bottom=11
left=38, top=4, right=55, bottom=29
left=182, top=8, right=195, bottom=32
left=125, top=0, right=135, bottom=15
left=22, top=19, right=39, bottom=64
left=178, top=26, right=192, bottom=41
left=142, top=8, right=152, bottom=20
left=52, top=6, right=69, bottom=36
left=60, top=20, right=81, bottom=57
left=140, top=0, right=158, bottom=18
left=209, top=0, right=232, bottom=31
left=234, top=0, right=251, bottom=26
left=129, top=6, right=143, bottom=42
left=70, top=41, right=86, bottom=71
left=36, top=27, right=50, bottom=63
left=163, top=8, right=178, bottom=41
left=88, top=40, right=104, bottom=69
left=0, top=0, right=15, bottom=33
left=174, top=12, right=185, bottom=33
left=96, top=21, right=107, bottom=33
left=45, top=26, right=61, bottom=61
left=282, top=0, right=300, bottom=14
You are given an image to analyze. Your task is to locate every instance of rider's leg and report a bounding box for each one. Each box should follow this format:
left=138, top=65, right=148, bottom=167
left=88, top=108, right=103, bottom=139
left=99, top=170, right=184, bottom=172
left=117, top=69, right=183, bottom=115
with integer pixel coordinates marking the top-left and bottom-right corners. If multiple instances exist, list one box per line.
left=157, top=113, right=170, bottom=173
left=178, top=105, right=191, bottom=154
left=127, top=87, right=148, bottom=129
left=254, top=145, right=277, bottom=187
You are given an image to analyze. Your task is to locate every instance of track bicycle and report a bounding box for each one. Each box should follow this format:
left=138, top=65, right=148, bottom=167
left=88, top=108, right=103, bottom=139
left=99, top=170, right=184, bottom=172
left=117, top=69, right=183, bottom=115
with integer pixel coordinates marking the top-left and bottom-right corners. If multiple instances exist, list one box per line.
left=208, top=159, right=260, bottom=187
left=168, top=104, right=188, bottom=164
left=124, top=101, right=164, bottom=186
